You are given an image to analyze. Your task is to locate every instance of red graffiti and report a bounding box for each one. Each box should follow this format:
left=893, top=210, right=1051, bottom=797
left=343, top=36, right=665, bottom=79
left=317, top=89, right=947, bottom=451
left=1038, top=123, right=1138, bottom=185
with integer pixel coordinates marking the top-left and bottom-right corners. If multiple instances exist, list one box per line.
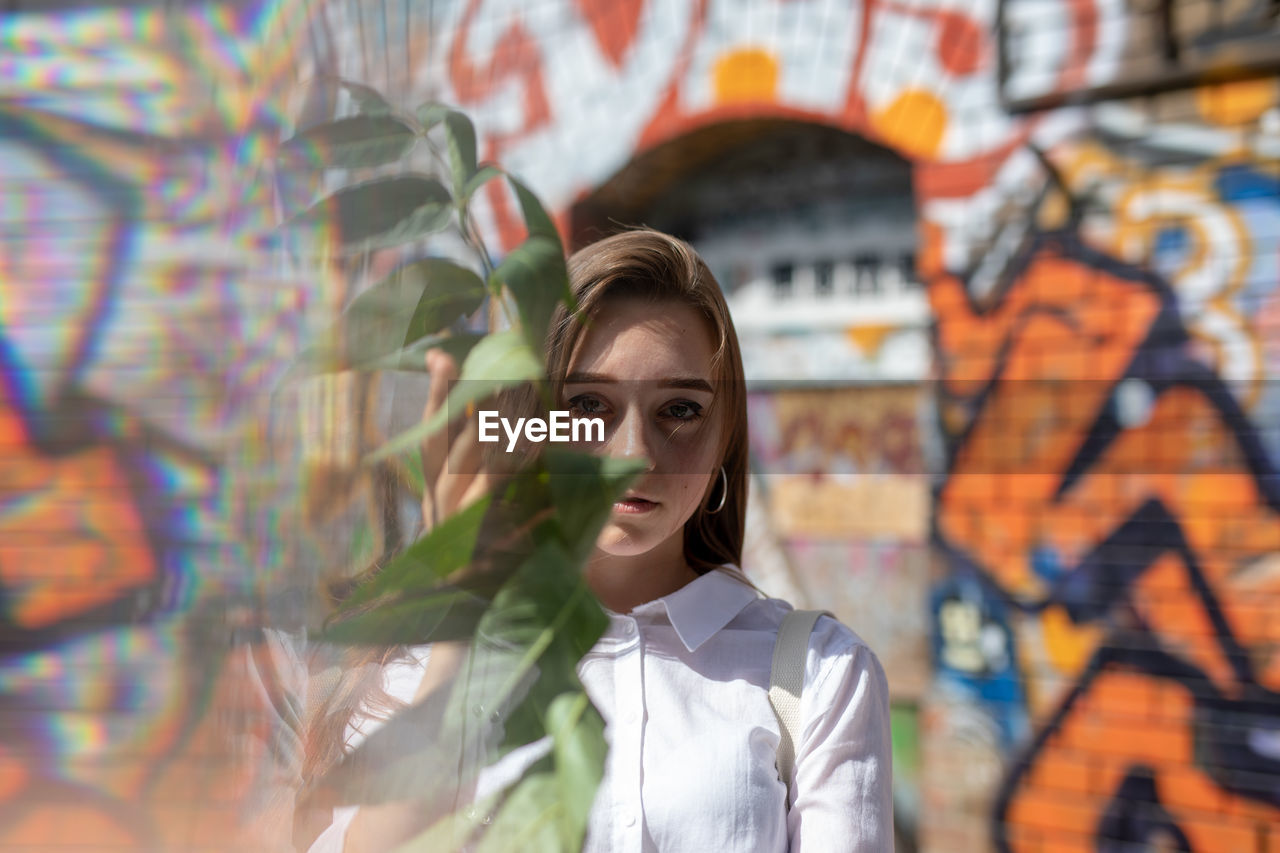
left=575, top=0, right=646, bottom=69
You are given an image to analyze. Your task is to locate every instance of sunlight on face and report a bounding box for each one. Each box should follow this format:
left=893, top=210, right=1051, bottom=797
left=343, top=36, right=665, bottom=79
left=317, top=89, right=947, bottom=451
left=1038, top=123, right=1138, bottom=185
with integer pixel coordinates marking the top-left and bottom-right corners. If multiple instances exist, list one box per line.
left=562, top=297, right=723, bottom=558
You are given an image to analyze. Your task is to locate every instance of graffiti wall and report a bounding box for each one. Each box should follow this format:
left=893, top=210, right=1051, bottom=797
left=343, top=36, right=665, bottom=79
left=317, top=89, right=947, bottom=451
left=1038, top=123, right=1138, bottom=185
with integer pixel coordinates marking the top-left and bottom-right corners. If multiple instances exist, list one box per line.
left=415, top=0, right=1280, bottom=850
left=417, top=0, right=1058, bottom=250
left=928, top=144, right=1280, bottom=852
left=748, top=382, right=933, bottom=844
left=747, top=385, right=932, bottom=698
left=4, top=0, right=1279, bottom=849
left=748, top=386, right=929, bottom=540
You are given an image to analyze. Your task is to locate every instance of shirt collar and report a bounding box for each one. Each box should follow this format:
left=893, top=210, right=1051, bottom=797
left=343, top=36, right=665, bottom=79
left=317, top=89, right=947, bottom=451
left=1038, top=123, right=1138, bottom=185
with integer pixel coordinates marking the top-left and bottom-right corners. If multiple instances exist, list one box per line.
left=630, top=566, right=760, bottom=653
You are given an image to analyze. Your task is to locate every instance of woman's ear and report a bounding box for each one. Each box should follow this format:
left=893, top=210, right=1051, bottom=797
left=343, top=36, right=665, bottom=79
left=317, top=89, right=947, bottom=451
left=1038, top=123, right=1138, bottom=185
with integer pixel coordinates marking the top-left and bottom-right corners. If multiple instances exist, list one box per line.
left=701, top=464, right=728, bottom=515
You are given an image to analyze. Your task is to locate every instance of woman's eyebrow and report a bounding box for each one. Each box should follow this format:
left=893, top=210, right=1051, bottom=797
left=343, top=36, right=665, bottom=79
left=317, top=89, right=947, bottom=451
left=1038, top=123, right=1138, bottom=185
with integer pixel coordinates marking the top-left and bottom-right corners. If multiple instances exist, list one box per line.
left=563, top=371, right=614, bottom=385
left=662, top=377, right=714, bottom=393
left=563, top=372, right=713, bottom=393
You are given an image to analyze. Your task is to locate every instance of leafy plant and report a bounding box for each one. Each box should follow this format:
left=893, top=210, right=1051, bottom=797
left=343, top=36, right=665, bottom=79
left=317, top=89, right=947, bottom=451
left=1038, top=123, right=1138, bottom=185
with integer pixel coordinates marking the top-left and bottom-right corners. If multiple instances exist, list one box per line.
left=279, top=80, right=635, bottom=851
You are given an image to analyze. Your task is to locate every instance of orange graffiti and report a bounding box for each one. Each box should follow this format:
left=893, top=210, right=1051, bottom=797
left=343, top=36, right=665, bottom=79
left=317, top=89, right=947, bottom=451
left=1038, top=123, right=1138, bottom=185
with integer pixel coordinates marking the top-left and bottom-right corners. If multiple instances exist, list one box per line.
left=1195, top=77, right=1278, bottom=126
left=1005, top=670, right=1279, bottom=851
left=871, top=89, right=947, bottom=160
left=0, top=403, right=157, bottom=631
left=931, top=227, right=1280, bottom=850
left=713, top=48, right=780, bottom=104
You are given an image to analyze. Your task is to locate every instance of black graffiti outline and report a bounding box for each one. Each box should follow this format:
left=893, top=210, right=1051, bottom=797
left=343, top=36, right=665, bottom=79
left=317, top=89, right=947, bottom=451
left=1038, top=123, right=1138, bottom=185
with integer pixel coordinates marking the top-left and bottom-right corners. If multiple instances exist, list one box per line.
left=930, top=210, right=1280, bottom=848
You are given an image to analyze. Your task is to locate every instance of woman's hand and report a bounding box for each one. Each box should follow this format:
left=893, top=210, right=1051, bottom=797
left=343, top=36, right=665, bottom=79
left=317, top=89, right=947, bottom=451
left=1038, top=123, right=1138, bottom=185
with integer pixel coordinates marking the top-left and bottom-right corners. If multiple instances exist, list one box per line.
left=420, top=348, right=492, bottom=532
left=333, top=353, right=497, bottom=853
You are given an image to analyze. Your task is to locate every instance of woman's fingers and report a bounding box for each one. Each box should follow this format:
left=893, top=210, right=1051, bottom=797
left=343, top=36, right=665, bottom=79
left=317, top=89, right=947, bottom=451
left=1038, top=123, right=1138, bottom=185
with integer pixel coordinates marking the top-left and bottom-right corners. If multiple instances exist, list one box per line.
left=435, top=417, right=489, bottom=520
left=421, top=349, right=458, bottom=482
left=421, top=348, right=460, bottom=528
left=421, top=348, right=498, bottom=529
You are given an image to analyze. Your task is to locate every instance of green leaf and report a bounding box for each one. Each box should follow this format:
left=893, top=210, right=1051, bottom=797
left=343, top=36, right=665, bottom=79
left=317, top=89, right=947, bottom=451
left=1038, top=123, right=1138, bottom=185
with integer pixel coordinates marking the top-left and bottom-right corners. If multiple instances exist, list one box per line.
left=401, top=447, right=426, bottom=499
left=463, top=328, right=545, bottom=385
left=544, top=451, right=645, bottom=560
left=416, top=102, right=451, bottom=132
left=319, top=459, right=611, bottom=846
left=334, top=78, right=395, bottom=115
left=491, top=235, right=569, bottom=355
left=290, top=330, right=484, bottom=377
left=471, top=543, right=606, bottom=714
left=418, top=104, right=483, bottom=199
left=321, top=583, right=493, bottom=646
left=315, top=258, right=482, bottom=368
left=403, top=260, right=487, bottom=345
left=281, top=114, right=416, bottom=168
left=548, top=691, right=606, bottom=848
left=289, top=175, right=452, bottom=254
left=365, top=330, right=544, bottom=462
left=443, top=109, right=479, bottom=195
left=323, top=545, right=599, bottom=792
left=338, top=497, right=492, bottom=612
left=463, top=165, right=503, bottom=202
left=464, top=539, right=606, bottom=849
left=393, top=793, right=501, bottom=853
left=475, top=771, right=563, bottom=853
left=506, top=174, right=561, bottom=243
left=487, top=175, right=575, bottom=348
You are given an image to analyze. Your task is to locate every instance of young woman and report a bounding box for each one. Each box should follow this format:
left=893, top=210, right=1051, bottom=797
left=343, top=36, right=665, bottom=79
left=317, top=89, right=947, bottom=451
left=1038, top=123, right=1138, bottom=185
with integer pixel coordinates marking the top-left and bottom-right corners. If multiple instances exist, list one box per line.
left=303, top=229, right=893, bottom=851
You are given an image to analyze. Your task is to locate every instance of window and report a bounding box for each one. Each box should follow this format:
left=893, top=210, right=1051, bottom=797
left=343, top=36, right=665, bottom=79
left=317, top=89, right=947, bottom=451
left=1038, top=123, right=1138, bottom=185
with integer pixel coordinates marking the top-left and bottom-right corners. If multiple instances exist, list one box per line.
left=771, top=263, right=794, bottom=298
left=900, top=252, right=921, bottom=289
left=853, top=254, right=879, bottom=295
left=814, top=260, right=834, bottom=296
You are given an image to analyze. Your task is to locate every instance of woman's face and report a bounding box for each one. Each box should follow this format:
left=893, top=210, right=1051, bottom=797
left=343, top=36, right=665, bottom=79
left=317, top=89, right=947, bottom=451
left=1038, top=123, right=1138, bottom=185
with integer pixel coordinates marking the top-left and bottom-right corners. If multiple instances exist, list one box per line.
left=562, top=296, right=724, bottom=559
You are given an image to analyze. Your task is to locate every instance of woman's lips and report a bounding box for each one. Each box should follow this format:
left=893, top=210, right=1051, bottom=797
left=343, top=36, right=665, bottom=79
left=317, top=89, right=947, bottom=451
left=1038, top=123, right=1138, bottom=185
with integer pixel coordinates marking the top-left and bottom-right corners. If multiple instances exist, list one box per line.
left=613, top=497, right=657, bottom=514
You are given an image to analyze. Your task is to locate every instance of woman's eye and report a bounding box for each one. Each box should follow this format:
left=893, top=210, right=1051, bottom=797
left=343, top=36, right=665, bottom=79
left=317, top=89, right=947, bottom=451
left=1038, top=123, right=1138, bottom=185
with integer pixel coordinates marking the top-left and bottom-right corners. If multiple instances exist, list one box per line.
left=568, top=395, right=607, bottom=416
left=663, top=401, right=703, bottom=421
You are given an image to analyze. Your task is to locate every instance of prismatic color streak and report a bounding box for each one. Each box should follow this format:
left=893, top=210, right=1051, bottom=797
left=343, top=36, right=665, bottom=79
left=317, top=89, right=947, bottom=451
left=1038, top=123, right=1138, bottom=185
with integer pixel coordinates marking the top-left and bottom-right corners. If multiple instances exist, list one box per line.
left=0, top=0, right=320, bottom=848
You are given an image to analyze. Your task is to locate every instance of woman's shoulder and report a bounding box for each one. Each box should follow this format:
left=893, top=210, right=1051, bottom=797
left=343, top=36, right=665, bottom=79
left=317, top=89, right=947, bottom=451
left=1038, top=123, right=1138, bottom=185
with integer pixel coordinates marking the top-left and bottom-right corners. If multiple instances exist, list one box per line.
left=701, top=565, right=871, bottom=652
left=718, top=572, right=852, bottom=640
left=727, top=584, right=884, bottom=698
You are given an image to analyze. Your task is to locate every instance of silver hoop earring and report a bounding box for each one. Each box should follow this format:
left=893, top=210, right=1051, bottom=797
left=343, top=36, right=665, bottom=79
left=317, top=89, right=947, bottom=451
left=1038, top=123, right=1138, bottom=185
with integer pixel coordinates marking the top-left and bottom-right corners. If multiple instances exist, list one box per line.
left=705, top=465, right=727, bottom=515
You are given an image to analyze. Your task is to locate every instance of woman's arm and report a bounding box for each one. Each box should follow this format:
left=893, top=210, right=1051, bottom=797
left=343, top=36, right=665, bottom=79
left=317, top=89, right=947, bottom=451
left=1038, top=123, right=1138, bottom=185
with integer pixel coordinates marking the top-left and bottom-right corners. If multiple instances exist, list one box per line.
left=787, top=630, right=894, bottom=852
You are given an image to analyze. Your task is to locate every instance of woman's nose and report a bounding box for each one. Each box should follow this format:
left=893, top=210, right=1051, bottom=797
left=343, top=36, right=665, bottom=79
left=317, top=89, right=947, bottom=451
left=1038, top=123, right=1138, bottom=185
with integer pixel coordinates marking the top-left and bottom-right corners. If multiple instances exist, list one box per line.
left=606, top=406, right=653, bottom=465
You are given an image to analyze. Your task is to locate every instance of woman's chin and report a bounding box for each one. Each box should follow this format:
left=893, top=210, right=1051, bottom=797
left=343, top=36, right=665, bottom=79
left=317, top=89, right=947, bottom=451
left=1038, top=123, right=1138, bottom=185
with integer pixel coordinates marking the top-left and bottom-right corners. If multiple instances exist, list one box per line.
left=594, top=524, right=655, bottom=557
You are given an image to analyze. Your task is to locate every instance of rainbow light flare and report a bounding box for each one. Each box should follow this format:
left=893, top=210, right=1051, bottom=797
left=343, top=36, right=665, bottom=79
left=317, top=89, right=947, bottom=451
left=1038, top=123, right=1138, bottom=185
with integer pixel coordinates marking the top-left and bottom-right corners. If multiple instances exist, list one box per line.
left=1, top=0, right=338, bottom=847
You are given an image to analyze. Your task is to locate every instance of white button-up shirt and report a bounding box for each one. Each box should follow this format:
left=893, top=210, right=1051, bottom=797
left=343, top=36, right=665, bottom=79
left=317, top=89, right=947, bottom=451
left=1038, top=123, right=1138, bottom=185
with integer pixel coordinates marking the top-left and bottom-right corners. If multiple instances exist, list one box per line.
left=312, top=567, right=893, bottom=852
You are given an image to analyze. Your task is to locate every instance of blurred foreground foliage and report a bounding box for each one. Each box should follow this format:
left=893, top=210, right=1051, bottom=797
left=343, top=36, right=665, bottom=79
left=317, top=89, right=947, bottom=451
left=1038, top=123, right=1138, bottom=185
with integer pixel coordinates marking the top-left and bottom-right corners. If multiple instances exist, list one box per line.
left=280, top=79, right=634, bottom=852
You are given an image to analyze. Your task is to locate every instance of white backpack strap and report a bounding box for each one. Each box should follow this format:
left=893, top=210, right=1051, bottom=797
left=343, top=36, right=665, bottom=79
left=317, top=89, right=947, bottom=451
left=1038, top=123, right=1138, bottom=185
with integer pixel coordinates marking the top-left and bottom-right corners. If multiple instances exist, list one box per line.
left=768, top=609, right=829, bottom=809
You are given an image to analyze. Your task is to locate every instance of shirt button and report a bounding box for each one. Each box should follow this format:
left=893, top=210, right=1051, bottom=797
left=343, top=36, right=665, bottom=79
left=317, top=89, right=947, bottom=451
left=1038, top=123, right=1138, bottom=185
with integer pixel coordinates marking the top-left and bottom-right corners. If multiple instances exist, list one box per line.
left=623, top=812, right=637, bottom=827
left=622, top=620, right=636, bottom=636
